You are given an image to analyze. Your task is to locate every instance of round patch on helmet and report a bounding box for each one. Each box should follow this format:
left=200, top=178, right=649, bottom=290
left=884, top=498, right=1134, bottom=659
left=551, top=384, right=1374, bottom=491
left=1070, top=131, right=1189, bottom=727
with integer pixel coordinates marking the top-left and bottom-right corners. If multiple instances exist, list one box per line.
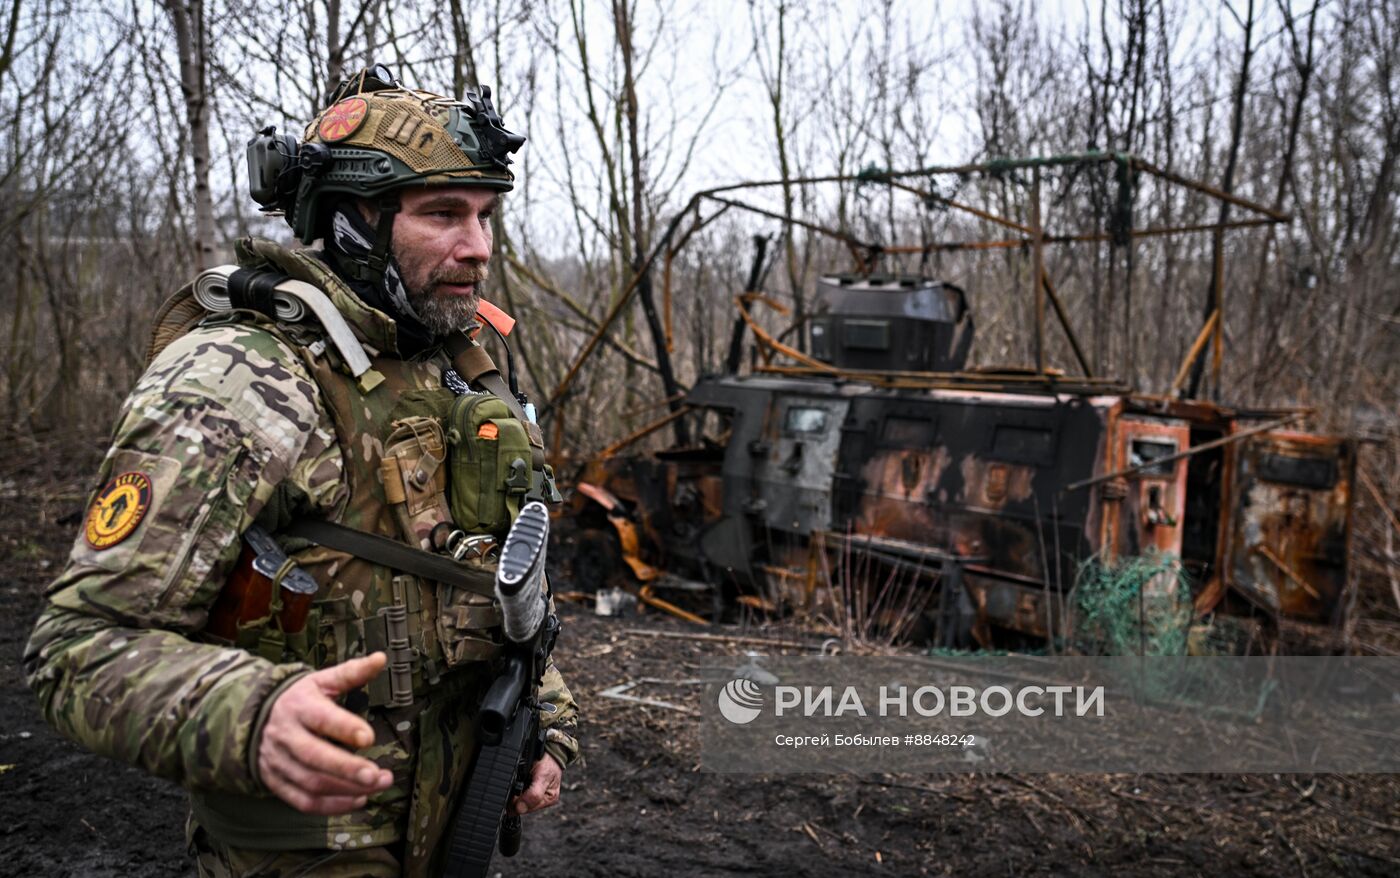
left=318, top=97, right=369, bottom=143
left=85, top=472, right=153, bottom=550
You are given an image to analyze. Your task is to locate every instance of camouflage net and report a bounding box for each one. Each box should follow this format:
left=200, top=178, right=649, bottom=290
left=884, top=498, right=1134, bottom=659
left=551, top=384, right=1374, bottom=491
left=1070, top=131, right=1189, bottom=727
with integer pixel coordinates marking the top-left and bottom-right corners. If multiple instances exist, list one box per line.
left=1072, top=552, right=1192, bottom=656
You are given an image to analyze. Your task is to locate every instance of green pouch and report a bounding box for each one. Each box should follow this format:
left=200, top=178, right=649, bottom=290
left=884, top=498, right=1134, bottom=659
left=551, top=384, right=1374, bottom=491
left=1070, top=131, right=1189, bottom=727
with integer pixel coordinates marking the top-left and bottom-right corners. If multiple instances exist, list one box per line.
left=446, top=393, right=533, bottom=536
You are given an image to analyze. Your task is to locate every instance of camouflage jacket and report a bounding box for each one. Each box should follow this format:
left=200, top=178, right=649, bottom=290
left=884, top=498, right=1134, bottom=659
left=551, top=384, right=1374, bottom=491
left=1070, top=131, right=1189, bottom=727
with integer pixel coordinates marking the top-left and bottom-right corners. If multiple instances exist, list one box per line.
left=24, top=238, right=579, bottom=868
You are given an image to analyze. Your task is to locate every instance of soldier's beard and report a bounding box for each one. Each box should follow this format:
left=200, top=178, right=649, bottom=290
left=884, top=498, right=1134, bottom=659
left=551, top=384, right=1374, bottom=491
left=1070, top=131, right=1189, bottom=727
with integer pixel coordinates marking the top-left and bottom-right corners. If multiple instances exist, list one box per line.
left=406, top=263, right=489, bottom=336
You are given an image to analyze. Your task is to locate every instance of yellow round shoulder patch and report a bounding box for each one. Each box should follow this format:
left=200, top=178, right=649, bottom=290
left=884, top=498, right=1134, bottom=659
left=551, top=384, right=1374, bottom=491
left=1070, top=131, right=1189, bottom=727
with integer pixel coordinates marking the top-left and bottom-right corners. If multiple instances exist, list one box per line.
left=85, top=472, right=153, bottom=550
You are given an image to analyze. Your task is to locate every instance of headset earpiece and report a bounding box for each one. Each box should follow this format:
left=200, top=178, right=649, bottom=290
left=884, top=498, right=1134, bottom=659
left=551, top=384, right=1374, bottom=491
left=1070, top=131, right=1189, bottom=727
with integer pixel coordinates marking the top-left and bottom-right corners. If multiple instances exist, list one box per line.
left=246, top=127, right=302, bottom=214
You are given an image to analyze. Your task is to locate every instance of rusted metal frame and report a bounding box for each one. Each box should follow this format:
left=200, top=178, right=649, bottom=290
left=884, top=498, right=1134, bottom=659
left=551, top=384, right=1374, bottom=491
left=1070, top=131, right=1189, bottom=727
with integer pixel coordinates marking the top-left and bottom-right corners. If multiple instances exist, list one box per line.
left=1169, top=309, right=1221, bottom=398
left=1064, top=413, right=1304, bottom=492
left=1126, top=155, right=1291, bottom=223
left=1098, top=402, right=1125, bottom=561
left=703, top=194, right=871, bottom=266
left=879, top=217, right=1282, bottom=254
left=1081, top=216, right=1279, bottom=240
left=736, top=295, right=834, bottom=373
left=822, top=531, right=974, bottom=565
left=740, top=291, right=792, bottom=368
left=1040, top=271, right=1094, bottom=378
left=598, top=404, right=694, bottom=459
left=1031, top=168, right=1047, bottom=374
left=881, top=240, right=1025, bottom=253
left=705, top=151, right=1284, bottom=221
left=882, top=178, right=1036, bottom=236
left=743, top=304, right=775, bottom=369
left=755, top=363, right=1129, bottom=386
left=689, top=154, right=1286, bottom=265
left=700, top=151, right=1130, bottom=197
left=755, top=364, right=1129, bottom=395
left=961, top=564, right=1050, bottom=589
left=550, top=155, right=1293, bottom=423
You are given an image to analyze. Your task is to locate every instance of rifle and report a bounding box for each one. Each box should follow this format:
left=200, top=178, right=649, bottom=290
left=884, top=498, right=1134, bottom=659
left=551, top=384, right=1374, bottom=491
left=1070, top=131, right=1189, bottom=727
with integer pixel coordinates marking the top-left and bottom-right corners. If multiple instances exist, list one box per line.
left=443, top=500, right=558, bottom=877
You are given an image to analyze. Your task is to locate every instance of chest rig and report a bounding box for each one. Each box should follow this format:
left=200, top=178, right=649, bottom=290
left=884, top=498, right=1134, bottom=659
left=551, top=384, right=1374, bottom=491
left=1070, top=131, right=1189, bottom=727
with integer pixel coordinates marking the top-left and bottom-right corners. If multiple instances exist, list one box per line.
left=159, top=238, right=559, bottom=709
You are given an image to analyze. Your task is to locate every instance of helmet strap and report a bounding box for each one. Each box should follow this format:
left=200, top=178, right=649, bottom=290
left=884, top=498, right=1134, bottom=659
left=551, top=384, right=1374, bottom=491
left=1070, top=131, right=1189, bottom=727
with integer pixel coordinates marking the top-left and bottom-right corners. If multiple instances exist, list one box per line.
left=340, top=193, right=402, bottom=283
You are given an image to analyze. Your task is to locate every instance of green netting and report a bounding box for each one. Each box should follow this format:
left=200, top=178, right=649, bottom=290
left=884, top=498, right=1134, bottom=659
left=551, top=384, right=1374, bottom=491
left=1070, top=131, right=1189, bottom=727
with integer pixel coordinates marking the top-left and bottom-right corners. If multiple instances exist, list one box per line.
left=1072, top=552, right=1192, bottom=655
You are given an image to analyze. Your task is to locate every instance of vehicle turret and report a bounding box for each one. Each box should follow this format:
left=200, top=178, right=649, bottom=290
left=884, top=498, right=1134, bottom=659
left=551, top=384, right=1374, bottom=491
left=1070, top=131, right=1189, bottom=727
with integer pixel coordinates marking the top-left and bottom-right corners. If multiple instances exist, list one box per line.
left=808, top=274, right=974, bottom=373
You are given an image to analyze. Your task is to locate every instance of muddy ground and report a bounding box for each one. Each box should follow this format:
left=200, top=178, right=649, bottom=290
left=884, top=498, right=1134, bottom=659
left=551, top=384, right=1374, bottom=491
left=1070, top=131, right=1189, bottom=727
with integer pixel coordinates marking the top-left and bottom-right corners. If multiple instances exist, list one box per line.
left=2, top=438, right=1398, bottom=877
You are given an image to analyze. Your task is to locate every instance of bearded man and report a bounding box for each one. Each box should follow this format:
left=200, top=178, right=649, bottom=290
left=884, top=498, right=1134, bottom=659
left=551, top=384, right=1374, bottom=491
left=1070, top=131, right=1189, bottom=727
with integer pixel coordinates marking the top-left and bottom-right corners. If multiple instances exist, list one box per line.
left=25, top=65, right=579, bottom=877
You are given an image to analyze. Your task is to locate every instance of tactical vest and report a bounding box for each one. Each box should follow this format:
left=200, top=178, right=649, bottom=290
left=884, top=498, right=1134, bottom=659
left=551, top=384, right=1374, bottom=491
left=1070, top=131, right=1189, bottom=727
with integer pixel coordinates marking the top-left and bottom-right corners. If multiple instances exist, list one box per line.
left=291, top=333, right=506, bottom=698
left=152, top=238, right=553, bottom=856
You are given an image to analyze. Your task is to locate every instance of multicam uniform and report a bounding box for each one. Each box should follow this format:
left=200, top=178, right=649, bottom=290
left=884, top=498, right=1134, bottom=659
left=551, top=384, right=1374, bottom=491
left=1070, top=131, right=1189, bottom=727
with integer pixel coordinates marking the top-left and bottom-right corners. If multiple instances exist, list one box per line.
left=24, top=238, right=580, bottom=877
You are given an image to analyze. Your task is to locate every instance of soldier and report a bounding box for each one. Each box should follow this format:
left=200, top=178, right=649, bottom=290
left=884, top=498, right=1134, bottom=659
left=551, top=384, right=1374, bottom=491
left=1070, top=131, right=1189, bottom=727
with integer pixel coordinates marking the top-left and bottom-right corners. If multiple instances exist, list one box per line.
left=24, top=65, right=579, bottom=876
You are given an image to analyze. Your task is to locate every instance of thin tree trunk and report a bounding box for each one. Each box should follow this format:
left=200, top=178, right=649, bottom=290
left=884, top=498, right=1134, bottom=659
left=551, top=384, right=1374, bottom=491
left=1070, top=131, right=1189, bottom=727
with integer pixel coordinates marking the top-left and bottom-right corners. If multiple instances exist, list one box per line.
left=1187, top=0, right=1255, bottom=400
left=1247, top=0, right=1318, bottom=399
left=612, top=0, right=687, bottom=443
left=162, top=0, right=217, bottom=269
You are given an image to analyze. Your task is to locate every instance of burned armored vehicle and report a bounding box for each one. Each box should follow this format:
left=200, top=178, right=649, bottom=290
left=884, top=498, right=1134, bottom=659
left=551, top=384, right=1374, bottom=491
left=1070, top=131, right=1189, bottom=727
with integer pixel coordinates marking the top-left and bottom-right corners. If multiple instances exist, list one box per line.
left=548, top=154, right=1357, bottom=652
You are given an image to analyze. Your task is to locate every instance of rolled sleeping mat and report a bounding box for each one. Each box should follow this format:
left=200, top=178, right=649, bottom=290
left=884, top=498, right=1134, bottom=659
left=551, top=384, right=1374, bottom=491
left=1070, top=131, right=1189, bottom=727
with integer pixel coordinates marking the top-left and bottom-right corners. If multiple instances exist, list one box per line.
left=192, top=265, right=372, bottom=378
left=193, top=264, right=309, bottom=322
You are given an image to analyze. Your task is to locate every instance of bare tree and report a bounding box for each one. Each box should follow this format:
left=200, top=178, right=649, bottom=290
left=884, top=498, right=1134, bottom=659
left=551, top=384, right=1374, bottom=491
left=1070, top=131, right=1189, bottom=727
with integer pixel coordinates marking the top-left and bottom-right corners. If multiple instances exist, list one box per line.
left=1185, top=0, right=1256, bottom=399
left=161, top=0, right=217, bottom=269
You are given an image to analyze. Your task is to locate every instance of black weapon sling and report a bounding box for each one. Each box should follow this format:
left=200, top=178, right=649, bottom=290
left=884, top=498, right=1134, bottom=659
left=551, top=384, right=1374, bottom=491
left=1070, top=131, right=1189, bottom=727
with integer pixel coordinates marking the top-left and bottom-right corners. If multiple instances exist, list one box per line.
left=282, top=519, right=495, bottom=598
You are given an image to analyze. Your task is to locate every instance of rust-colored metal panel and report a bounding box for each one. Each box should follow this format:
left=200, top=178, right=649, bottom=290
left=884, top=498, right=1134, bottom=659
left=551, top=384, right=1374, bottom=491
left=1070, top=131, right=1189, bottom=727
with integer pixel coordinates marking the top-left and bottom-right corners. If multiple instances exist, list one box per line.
left=1227, top=431, right=1355, bottom=623
left=851, top=446, right=949, bottom=542
left=1112, top=417, right=1191, bottom=562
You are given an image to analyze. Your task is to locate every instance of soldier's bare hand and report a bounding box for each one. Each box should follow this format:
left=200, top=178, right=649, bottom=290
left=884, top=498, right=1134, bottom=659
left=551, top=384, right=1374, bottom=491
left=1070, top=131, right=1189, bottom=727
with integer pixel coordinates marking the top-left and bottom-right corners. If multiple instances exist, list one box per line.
left=258, top=652, right=395, bottom=815
left=510, top=754, right=563, bottom=815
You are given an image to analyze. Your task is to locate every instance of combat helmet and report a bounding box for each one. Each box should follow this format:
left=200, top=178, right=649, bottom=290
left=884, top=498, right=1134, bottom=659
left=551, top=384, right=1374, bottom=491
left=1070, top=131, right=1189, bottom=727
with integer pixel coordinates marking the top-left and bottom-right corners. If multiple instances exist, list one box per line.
left=246, top=64, right=524, bottom=278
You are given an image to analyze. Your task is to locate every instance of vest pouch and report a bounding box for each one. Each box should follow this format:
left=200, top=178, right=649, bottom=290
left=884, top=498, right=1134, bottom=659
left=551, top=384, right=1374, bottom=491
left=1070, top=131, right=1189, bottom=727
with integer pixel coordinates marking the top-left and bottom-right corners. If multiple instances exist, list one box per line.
left=381, top=416, right=452, bottom=550
left=446, top=394, right=531, bottom=536
left=435, top=567, right=505, bottom=668
left=489, top=416, right=533, bottom=520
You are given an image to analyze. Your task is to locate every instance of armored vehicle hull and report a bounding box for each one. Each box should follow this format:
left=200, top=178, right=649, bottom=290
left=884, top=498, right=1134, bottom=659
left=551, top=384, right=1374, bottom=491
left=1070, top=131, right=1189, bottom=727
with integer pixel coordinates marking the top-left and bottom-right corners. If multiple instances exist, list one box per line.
left=567, top=375, right=1354, bottom=650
